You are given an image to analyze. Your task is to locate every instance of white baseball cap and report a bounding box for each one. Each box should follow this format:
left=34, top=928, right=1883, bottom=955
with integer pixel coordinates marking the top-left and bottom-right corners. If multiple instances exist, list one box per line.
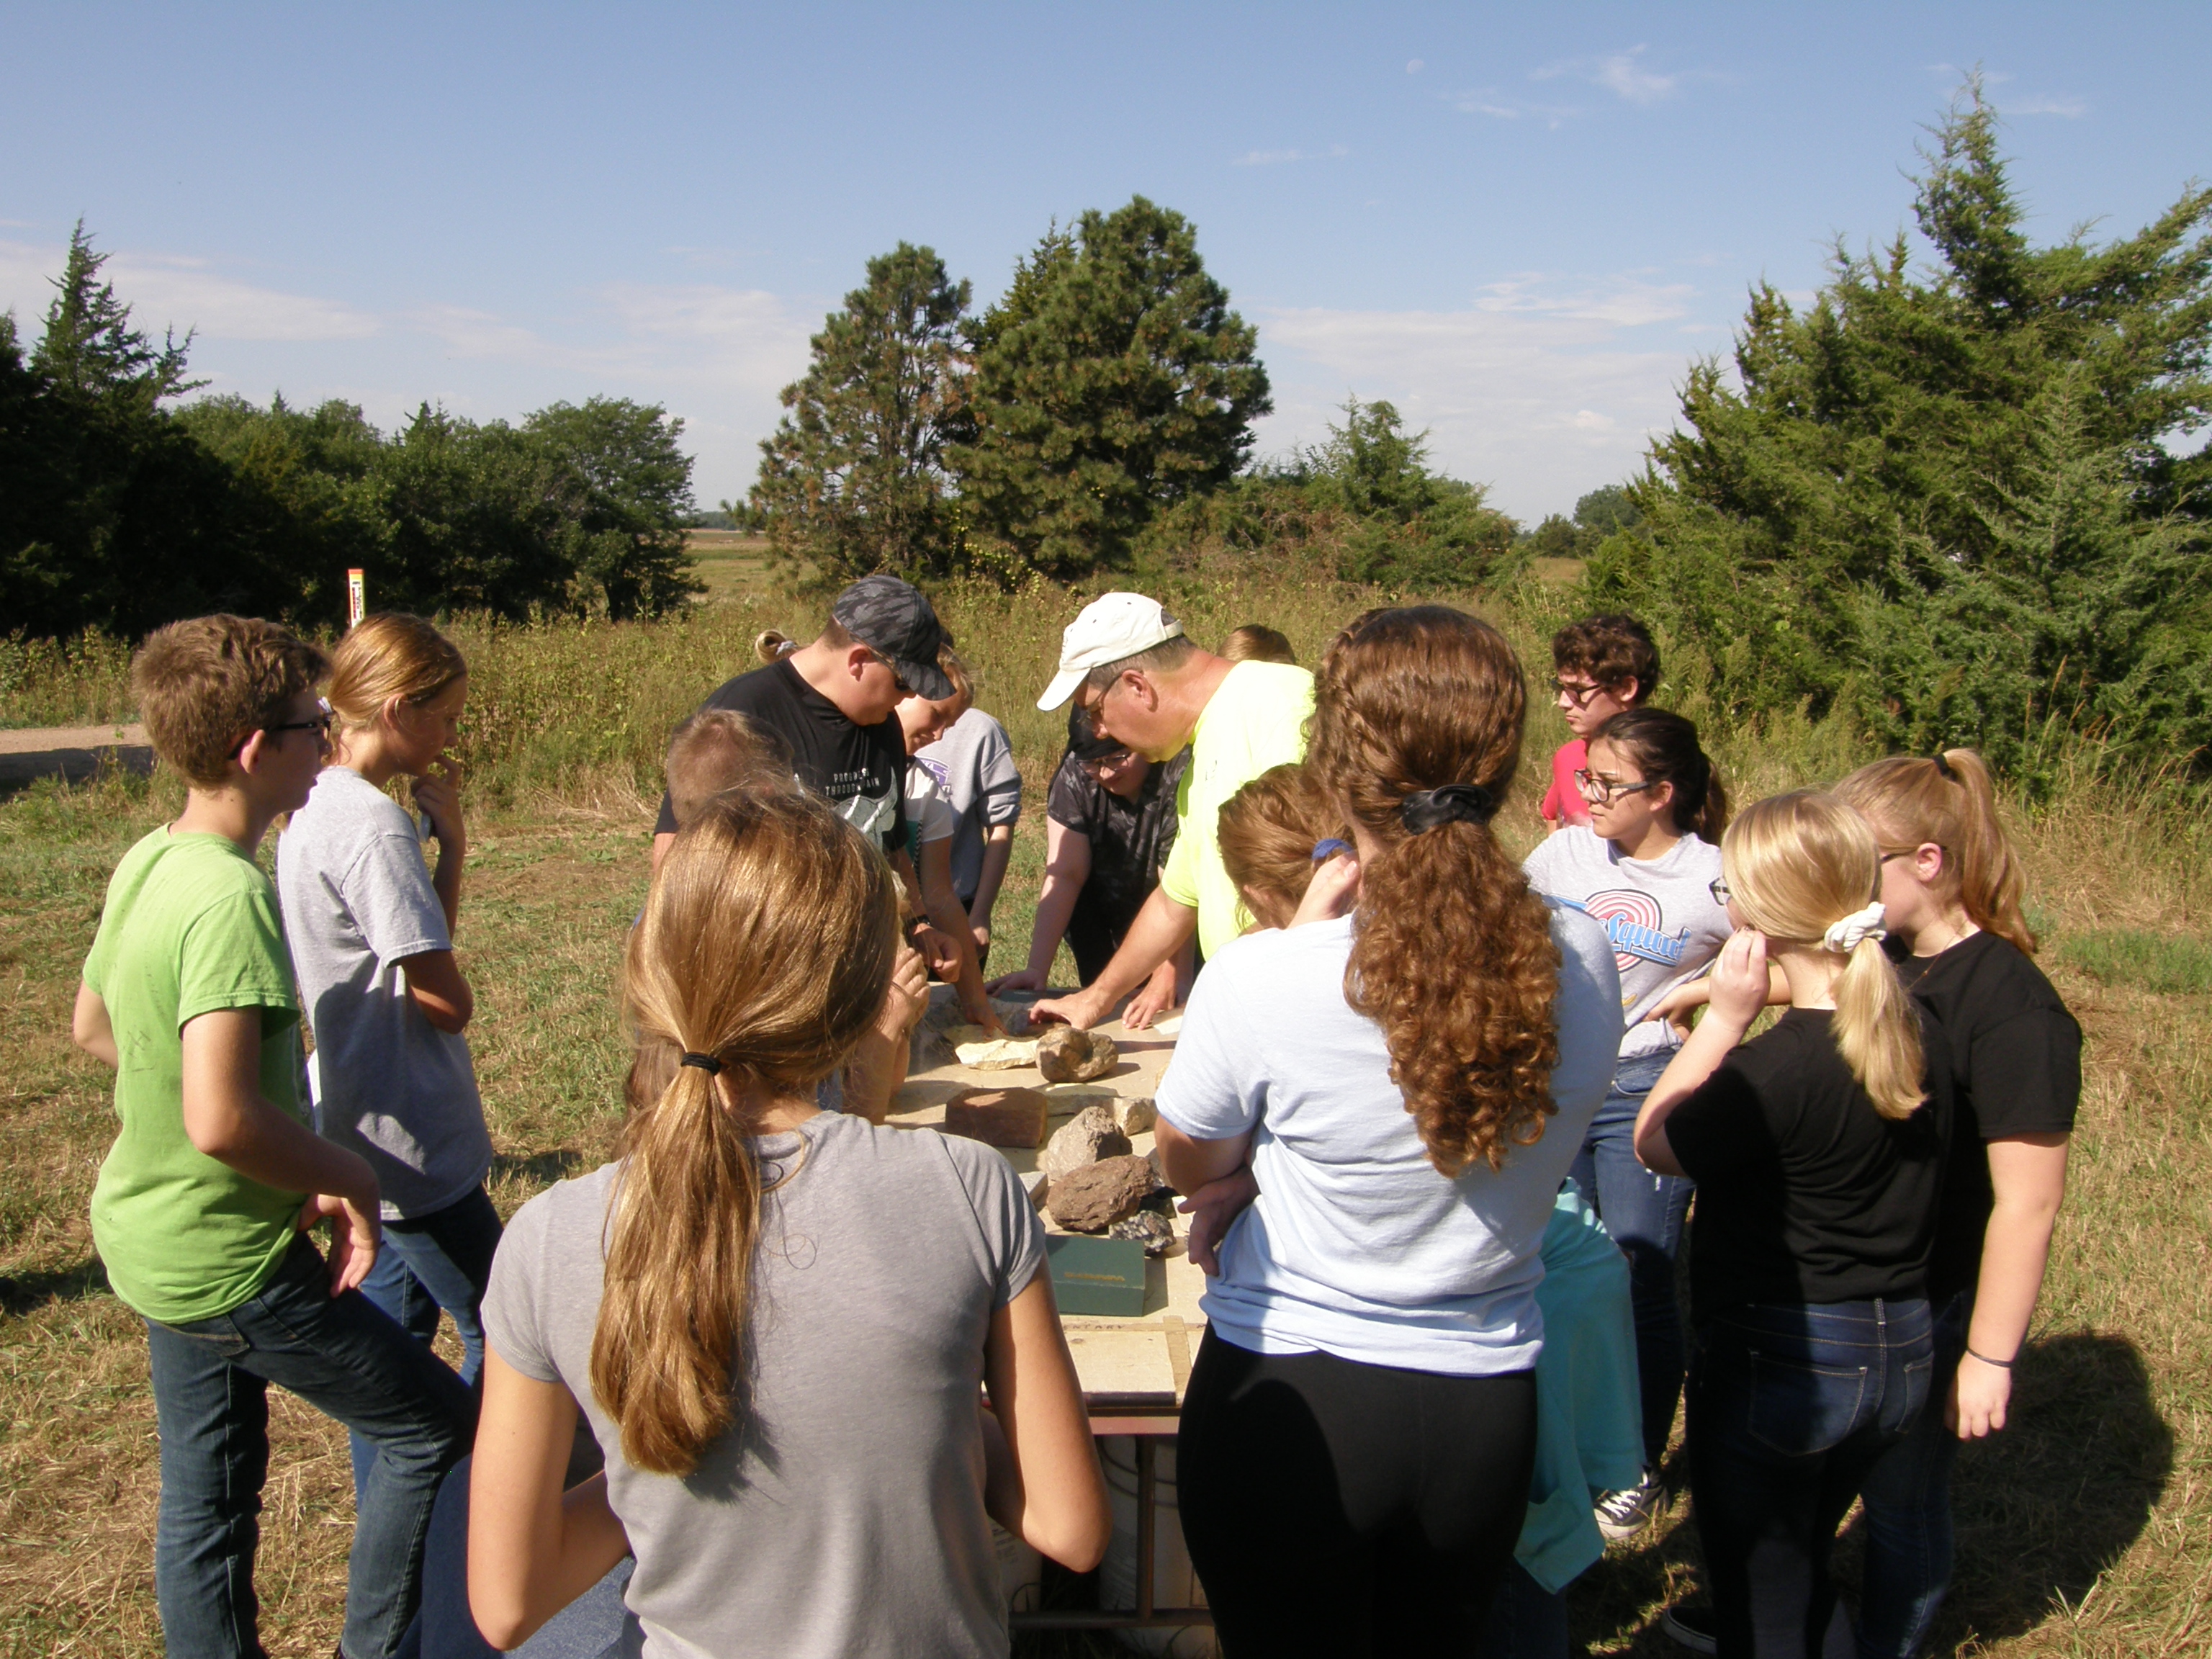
left=1035, top=593, right=1187, bottom=711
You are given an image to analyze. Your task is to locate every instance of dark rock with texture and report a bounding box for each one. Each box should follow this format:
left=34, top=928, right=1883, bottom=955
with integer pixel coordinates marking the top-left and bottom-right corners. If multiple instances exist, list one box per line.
left=1048, top=1154, right=1158, bottom=1233
left=1037, top=1025, right=1118, bottom=1084
left=1039, top=1105, right=1132, bottom=1182
left=1109, top=1210, right=1177, bottom=1257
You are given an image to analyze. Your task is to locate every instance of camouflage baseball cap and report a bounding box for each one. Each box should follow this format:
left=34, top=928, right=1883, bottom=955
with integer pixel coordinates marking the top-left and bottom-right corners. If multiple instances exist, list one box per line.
left=830, top=575, right=953, bottom=702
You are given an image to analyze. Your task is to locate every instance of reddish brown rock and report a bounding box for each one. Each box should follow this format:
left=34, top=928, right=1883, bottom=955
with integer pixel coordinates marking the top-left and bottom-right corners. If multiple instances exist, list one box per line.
left=942, top=1087, right=1050, bottom=1150
left=1039, top=1105, right=1133, bottom=1183
left=1037, top=1024, right=1118, bottom=1084
left=1048, top=1154, right=1158, bottom=1233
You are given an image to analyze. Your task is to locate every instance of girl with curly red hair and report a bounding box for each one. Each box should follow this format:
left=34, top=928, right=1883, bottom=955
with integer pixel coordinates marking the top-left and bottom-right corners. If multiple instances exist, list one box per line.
left=1154, top=606, right=1626, bottom=1652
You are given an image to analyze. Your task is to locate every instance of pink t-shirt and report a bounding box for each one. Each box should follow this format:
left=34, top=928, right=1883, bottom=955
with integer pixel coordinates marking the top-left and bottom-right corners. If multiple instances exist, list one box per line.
left=1541, top=739, right=1591, bottom=828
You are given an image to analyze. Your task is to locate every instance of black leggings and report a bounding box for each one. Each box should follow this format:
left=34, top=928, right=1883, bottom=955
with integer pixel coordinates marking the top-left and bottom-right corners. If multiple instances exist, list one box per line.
left=1177, top=1329, right=1538, bottom=1658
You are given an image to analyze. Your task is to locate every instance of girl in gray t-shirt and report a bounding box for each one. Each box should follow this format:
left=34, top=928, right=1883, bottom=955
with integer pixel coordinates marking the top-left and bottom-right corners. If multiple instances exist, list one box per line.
left=1519, top=707, right=1734, bottom=1529
left=276, top=614, right=498, bottom=1496
left=468, top=792, right=1109, bottom=1658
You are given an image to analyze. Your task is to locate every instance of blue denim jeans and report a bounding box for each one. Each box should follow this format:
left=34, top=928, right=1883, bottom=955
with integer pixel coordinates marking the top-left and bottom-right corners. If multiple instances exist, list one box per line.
left=1686, top=1298, right=1936, bottom=1659
left=1568, top=1048, right=1692, bottom=1465
left=350, top=1186, right=503, bottom=1496
left=145, top=1233, right=477, bottom=1659
left=1853, top=1292, right=1970, bottom=1658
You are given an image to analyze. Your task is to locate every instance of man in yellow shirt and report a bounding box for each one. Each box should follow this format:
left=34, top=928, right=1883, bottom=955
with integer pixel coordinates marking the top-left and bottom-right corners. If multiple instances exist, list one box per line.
left=1031, top=593, right=1314, bottom=1031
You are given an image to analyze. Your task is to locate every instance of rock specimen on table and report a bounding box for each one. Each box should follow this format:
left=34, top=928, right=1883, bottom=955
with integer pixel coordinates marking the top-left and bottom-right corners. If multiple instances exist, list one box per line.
left=989, top=997, right=1035, bottom=1037
left=956, top=1036, right=1040, bottom=1071
left=1048, top=1154, right=1159, bottom=1233
left=943, top=1087, right=1051, bottom=1149
left=1112, top=1096, right=1157, bottom=1136
left=1036, top=1025, right=1118, bottom=1084
left=1038, top=1105, right=1133, bottom=1184
left=1108, top=1210, right=1176, bottom=1257
left=1020, top=1169, right=1049, bottom=1210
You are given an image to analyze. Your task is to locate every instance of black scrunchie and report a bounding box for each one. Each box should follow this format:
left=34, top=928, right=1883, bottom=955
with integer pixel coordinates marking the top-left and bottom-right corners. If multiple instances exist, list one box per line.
left=1401, top=783, right=1498, bottom=833
left=1932, top=752, right=1956, bottom=781
left=680, top=1051, right=724, bottom=1076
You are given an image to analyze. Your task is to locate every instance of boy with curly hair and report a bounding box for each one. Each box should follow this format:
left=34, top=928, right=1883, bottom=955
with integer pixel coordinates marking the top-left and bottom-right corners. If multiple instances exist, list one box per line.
left=1541, top=614, right=1658, bottom=832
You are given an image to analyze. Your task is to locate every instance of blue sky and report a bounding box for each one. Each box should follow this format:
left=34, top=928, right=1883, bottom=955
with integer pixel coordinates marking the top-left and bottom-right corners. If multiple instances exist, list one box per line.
left=2, top=2, right=2206, bottom=521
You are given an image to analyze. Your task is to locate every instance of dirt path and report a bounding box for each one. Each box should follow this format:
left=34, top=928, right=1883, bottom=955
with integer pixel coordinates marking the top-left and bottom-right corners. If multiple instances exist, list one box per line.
left=0, top=724, right=145, bottom=755
left=0, top=723, right=151, bottom=791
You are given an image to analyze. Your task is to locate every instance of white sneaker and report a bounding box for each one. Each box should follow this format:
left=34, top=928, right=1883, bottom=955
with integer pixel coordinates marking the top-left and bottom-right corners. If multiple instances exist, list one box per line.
left=1660, top=1604, right=1718, bottom=1653
left=1593, top=1465, right=1665, bottom=1540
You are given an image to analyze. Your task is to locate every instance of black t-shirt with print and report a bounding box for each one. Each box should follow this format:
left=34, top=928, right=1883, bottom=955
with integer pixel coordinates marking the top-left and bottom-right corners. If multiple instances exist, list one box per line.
left=653, top=659, right=907, bottom=853
left=1666, top=1007, right=1954, bottom=1321
left=1892, top=930, right=2081, bottom=1303
left=1045, top=748, right=1187, bottom=942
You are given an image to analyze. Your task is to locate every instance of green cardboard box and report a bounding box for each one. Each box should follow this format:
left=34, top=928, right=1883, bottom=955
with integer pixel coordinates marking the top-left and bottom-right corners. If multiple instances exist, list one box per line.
left=1046, top=1234, right=1148, bottom=1317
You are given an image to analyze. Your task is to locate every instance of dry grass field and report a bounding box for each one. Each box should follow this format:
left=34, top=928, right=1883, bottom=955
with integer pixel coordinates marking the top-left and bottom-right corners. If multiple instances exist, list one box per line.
left=1, top=569, right=2206, bottom=1655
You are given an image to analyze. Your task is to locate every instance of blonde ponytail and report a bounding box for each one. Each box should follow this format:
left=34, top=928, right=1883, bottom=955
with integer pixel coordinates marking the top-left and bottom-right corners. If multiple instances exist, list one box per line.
left=1835, top=748, right=2034, bottom=956
left=591, top=791, right=898, bottom=1476
left=1831, top=935, right=1926, bottom=1120
left=1722, top=791, right=1926, bottom=1121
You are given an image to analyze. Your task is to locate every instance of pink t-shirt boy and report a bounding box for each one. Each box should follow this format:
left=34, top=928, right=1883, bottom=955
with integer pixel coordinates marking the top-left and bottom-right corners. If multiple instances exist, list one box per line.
left=1541, top=615, right=1660, bottom=831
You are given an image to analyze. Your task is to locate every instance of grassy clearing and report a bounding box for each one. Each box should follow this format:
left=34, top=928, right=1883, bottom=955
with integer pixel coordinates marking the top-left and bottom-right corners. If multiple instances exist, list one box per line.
left=1, top=577, right=2207, bottom=1655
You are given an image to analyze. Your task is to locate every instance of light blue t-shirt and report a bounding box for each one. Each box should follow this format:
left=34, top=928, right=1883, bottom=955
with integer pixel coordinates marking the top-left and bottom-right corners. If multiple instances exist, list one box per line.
left=1156, top=904, right=1622, bottom=1375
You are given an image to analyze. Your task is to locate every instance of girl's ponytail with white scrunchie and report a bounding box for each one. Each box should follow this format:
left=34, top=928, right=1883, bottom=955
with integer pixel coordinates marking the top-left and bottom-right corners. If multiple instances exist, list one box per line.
left=1822, top=902, right=1887, bottom=956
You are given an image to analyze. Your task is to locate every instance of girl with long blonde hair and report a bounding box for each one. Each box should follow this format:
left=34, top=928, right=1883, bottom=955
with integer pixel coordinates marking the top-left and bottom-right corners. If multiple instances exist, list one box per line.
left=275, top=612, right=497, bottom=1499
left=467, top=791, right=1107, bottom=1657
left=1155, top=606, right=1624, bottom=1652
left=1634, top=791, right=1952, bottom=1658
left=1837, top=751, right=2080, bottom=1659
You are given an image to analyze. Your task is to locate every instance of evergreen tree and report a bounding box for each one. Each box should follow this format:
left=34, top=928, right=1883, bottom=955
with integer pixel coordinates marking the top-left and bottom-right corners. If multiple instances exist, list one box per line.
left=955, top=197, right=1272, bottom=576
left=750, top=243, right=971, bottom=583
left=529, top=398, right=701, bottom=619
left=1588, top=79, right=2212, bottom=773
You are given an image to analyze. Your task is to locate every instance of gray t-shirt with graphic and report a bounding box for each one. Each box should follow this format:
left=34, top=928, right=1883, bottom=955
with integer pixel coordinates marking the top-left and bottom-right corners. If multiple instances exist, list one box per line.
left=1523, top=827, right=1734, bottom=1061
left=276, top=766, right=493, bottom=1219
left=482, top=1110, right=1048, bottom=1659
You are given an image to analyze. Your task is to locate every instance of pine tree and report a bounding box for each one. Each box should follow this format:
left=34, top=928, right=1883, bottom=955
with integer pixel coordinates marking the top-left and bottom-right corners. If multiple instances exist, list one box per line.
left=750, top=244, right=971, bottom=583
left=954, top=198, right=1272, bottom=576
left=1588, top=78, right=2212, bottom=775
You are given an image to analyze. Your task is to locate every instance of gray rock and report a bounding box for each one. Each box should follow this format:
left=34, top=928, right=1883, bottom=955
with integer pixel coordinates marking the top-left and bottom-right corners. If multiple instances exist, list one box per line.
left=1036, top=1025, right=1118, bottom=1084
left=1108, top=1209, right=1176, bottom=1257
left=1020, top=1169, right=1049, bottom=1210
left=1047, top=1154, right=1158, bottom=1233
left=1039, top=1105, right=1133, bottom=1183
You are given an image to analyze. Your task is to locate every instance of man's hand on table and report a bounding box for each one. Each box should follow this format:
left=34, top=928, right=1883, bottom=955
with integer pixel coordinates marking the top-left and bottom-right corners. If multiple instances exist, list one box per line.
left=1120, top=961, right=1182, bottom=1033
left=1028, top=986, right=1107, bottom=1031
left=1177, top=1166, right=1259, bottom=1276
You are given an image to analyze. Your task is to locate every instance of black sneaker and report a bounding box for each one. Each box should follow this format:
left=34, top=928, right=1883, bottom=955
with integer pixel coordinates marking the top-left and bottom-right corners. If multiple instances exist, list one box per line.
left=1660, top=1604, right=1717, bottom=1654
left=1593, top=1465, right=1665, bottom=1540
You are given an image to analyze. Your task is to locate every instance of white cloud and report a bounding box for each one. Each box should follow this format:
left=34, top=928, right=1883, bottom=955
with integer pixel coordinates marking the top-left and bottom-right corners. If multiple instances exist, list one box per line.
left=1232, top=144, right=1349, bottom=166
left=0, top=238, right=378, bottom=341
left=1250, top=275, right=1705, bottom=518
left=1406, top=58, right=1423, bottom=74
left=1593, top=48, right=1678, bottom=106
left=2006, top=93, right=2088, bottom=117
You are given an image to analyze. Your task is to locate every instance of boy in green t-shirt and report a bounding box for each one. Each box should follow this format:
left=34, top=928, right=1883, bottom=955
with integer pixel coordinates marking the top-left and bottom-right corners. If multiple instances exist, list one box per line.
left=73, top=616, right=472, bottom=1659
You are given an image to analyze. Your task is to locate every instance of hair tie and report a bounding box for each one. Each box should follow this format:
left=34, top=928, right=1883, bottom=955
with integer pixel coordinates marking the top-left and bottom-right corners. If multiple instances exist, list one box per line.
left=1931, top=752, right=1956, bottom=781
left=1311, top=837, right=1352, bottom=863
left=679, top=1051, right=724, bottom=1076
left=1401, top=783, right=1498, bottom=834
left=1822, top=902, right=1887, bottom=955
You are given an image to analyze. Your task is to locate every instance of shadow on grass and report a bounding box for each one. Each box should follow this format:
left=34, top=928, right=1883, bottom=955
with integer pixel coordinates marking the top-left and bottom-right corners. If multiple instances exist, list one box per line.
left=490, top=1150, right=590, bottom=1189
left=1914, top=1330, right=2172, bottom=1654
left=1570, top=1331, right=2172, bottom=1655
left=0, top=1258, right=110, bottom=1316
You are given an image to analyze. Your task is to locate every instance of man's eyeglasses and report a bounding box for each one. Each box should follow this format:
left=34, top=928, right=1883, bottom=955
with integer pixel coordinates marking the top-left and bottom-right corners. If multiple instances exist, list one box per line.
left=863, top=647, right=912, bottom=698
left=1573, top=768, right=1656, bottom=805
left=1080, top=749, right=1137, bottom=778
left=1551, top=678, right=1609, bottom=709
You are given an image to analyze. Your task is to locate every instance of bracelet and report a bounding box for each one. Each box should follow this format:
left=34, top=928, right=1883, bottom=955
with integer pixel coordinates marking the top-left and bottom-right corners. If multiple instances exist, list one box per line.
left=1964, top=1344, right=2015, bottom=1369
